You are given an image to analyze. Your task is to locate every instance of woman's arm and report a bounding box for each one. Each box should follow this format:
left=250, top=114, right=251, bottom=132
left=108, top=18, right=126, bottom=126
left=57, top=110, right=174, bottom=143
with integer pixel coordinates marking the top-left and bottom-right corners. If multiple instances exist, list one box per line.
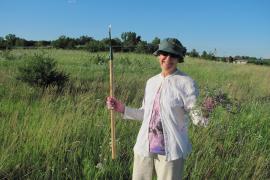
left=106, top=96, right=144, bottom=121
left=183, top=80, right=210, bottom=127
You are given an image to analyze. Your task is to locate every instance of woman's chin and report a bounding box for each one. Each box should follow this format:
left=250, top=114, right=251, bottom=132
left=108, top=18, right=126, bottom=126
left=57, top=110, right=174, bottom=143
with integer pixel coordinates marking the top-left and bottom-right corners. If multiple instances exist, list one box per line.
left=162, top=65, right=172, bottom=70
left=165, top=65, right=175, bottom=70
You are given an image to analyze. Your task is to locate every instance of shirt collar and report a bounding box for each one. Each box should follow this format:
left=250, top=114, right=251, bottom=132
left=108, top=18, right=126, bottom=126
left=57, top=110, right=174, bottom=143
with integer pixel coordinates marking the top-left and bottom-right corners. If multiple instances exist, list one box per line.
left=160, top=69, right=180, bottom=79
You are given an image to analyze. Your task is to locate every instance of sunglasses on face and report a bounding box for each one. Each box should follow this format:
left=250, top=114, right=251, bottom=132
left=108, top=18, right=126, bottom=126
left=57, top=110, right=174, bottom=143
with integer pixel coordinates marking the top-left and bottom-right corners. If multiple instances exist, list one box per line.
left=159, top=51, right=180, bottom=59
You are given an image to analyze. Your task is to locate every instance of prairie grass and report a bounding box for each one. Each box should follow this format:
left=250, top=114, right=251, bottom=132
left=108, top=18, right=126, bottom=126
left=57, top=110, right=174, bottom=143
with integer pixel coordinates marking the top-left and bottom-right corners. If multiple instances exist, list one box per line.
left=0, top=49, right=269, bottom=179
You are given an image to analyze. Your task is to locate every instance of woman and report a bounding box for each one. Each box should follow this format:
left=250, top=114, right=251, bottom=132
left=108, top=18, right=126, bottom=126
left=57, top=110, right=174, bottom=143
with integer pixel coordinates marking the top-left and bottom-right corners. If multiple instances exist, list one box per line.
left=107, top=38, right=210, bottom=180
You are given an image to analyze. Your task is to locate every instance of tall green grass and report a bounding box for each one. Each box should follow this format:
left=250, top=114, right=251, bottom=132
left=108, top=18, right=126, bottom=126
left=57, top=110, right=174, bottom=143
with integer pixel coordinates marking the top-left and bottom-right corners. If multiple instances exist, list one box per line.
left=0, top=49, right=269, bottom=179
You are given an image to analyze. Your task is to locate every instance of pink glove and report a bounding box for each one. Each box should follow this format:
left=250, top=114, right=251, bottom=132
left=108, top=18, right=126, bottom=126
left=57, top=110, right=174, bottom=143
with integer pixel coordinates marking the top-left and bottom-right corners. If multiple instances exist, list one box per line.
left=106, top=97, right=125, bottom=113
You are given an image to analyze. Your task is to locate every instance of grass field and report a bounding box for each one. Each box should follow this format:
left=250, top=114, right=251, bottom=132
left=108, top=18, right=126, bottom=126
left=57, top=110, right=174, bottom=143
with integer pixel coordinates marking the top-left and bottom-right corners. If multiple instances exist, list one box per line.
left=0, top=49, right=270, bottom=179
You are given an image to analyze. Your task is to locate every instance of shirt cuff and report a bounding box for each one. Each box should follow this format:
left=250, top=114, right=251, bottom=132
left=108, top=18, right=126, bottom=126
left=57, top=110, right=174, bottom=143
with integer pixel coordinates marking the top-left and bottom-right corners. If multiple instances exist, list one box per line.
left=189, top=109, right=209, bottom=127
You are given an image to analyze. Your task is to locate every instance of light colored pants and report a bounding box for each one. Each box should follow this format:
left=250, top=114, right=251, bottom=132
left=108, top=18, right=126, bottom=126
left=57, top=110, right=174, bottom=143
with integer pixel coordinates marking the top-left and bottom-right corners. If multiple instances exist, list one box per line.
left=132, top=153, right=184, bottom=180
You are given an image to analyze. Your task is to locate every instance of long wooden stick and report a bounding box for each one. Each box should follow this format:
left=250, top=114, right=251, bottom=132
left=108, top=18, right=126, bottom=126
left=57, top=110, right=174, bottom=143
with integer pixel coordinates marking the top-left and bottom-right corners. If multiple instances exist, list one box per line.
left=109, top=25, right=116, bottom=159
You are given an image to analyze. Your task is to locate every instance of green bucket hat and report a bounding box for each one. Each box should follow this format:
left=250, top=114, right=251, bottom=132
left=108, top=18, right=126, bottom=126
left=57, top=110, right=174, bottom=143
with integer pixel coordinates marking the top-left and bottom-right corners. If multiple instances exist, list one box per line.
left=153, top=38, right=186, bottom=63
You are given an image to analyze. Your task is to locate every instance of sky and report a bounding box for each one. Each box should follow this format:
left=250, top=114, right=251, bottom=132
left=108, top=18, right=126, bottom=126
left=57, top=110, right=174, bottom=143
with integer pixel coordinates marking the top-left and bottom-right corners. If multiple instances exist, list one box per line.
left=1, top=0, right=269, bottom=58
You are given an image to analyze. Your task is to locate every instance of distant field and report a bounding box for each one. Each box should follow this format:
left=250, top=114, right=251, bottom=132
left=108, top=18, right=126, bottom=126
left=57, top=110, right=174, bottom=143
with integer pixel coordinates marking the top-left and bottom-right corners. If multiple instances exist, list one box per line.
left=0, top=49, right=269, bottom=179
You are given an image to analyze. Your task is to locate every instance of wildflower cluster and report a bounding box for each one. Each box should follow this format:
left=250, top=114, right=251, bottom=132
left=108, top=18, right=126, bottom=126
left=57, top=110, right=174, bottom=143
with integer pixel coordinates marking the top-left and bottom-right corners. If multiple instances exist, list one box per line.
left=201, top=96, right=216, bottom=118
left=201, top=88, right=241, bottom=117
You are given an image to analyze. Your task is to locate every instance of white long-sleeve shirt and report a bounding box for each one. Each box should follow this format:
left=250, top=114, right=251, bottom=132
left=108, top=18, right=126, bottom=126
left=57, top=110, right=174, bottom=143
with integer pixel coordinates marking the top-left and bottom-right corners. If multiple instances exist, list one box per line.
left=123, top=69, right=208, bottom=161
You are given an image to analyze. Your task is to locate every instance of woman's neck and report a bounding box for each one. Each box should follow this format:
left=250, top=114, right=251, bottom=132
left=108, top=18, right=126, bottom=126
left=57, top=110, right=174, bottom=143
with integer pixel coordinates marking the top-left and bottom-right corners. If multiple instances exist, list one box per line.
left=161, top=68, right=177, bottom=77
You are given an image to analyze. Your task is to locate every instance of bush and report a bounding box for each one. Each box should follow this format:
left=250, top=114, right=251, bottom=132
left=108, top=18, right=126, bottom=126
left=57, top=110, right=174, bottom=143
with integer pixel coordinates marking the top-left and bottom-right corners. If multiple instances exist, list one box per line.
left=17, top=53, right=69, bottom=89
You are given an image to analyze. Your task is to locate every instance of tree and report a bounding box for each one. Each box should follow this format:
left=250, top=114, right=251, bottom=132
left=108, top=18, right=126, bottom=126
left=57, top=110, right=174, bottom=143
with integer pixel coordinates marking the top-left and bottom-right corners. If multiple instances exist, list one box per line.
left=15, top=38, right=26, bottom=47
left=76, top=35, right=94, bottom=45
left=35, top=40, right=51, bottom=47
left=52, top=35, right=76, bottom=49
left=0, top=37, right=7, bottom=49
left=135, top=41, right=149, bottom=53
left=121, top=32, right=140, bottom=51
left=5, top=34, right=17, bottom=47
left=226, top=56, right=234, bottom=63
left=151, top=37, right=160, bottom=46
left=101, top=37, right=122, bottom=52
left=201, top=51, right=208, bottom=59
left=112, top=38, right=122, bottom=52
left=86, top=40, right=105, bottom=52
left=208, top=52, right=216, bottom=60
left=52, top=36, right=65, bottom=48
left=24, top=40, right=36, bottom=47
left=150, top=37, right=160, bottom=52
left=189, top=49, right=199, bottom=57
left=201, top=50, right=216, bottom=60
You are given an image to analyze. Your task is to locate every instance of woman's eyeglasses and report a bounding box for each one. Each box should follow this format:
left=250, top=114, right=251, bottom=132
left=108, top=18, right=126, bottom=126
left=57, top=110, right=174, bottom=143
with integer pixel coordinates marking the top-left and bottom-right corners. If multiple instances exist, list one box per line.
left=159, top=51, right=180, bottom=59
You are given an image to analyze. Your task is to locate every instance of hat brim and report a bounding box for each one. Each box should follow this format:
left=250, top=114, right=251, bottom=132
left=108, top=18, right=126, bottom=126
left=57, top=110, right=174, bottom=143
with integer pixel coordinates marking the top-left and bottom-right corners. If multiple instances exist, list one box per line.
left=153, top=50, right=159, bottom=56
left=153, top=49, right=184, bottom=63
left=153, top=49, right=181, bottom=57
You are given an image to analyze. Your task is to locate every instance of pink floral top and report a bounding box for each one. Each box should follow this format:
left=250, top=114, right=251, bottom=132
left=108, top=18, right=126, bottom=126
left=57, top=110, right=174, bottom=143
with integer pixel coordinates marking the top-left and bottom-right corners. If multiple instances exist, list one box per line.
left=148, top=87, right=165, bottom=155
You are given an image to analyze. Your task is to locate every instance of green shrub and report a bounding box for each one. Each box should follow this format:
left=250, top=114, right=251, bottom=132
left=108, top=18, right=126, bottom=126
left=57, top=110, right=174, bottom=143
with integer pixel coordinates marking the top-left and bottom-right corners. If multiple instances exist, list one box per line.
left=17, top=53, right=69, bottom=89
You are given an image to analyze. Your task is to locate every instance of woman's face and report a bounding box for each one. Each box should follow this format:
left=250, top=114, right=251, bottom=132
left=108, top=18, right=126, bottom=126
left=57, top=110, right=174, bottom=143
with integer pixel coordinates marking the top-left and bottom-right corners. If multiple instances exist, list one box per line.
left=158, top=52, right=179, bottom=76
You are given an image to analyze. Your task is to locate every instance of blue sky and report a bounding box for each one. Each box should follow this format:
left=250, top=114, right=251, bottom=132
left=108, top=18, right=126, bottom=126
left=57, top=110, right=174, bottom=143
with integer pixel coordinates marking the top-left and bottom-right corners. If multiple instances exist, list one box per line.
left=1, top=0, right=269, bottom=58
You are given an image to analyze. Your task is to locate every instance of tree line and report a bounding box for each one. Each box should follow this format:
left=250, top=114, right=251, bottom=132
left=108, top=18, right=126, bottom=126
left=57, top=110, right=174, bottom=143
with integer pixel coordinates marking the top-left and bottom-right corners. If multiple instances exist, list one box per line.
left=0, top=32, right=160, bottom=54
left=1, top=33, right=269, bottom=65
left=188, top=49, right=270, bottom=66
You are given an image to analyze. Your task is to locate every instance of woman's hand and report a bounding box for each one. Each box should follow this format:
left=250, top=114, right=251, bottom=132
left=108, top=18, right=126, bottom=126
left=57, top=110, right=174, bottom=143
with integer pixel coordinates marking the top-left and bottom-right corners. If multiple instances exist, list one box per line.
left=106, top=97, right=125, bottom=114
